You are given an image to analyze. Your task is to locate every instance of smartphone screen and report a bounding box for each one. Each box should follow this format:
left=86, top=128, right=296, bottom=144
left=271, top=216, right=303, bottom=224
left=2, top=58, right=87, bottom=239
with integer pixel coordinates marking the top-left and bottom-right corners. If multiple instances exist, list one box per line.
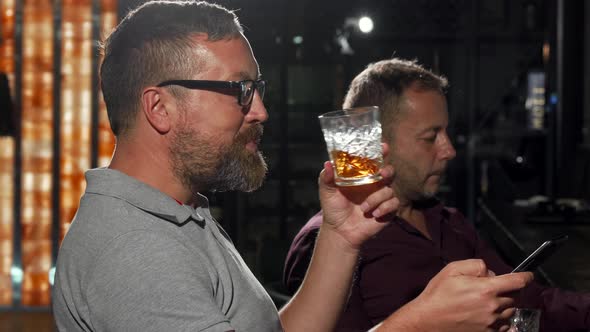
left=511, top=235, right=569, bottom=273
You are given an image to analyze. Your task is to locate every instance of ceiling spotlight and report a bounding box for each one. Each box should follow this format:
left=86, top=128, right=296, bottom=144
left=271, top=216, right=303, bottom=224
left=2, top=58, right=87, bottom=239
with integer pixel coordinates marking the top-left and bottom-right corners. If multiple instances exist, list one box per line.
left=358, top=16, right=374, bottom=34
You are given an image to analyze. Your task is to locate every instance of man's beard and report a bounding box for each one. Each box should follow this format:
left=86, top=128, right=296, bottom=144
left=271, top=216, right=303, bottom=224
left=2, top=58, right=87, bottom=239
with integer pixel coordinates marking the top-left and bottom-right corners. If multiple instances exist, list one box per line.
left=170, top=123, right=268, bottom=193
left=390, top=156, right=440, bottom=203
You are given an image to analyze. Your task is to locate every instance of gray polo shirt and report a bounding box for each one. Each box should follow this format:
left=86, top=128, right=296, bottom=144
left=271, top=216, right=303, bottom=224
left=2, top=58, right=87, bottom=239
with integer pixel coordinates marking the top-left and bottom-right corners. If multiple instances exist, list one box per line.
left=53, top=168, right=282, bottom=332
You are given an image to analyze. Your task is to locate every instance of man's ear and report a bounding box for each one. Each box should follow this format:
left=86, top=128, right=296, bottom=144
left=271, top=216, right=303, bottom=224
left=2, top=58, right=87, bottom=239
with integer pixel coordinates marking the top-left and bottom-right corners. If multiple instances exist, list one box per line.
left=141, top=87, right=171, bottom=134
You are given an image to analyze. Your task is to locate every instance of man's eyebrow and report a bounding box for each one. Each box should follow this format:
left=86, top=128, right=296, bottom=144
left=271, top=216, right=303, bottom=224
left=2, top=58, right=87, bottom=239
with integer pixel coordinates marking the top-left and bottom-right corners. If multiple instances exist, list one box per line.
left=236, top=71, right=260, bottom=80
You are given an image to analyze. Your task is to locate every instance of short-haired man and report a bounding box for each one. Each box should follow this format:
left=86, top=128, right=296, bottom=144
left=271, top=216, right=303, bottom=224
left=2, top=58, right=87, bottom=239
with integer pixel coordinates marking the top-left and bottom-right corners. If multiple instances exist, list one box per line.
left=52, top=2, right=532, bottom=331
left=284, top=58, right=590, bottom=331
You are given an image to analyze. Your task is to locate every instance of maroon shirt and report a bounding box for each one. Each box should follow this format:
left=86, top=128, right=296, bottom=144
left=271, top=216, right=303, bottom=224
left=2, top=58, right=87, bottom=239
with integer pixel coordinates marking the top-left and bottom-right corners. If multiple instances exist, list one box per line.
left=284, top=200, right=590, bottom=332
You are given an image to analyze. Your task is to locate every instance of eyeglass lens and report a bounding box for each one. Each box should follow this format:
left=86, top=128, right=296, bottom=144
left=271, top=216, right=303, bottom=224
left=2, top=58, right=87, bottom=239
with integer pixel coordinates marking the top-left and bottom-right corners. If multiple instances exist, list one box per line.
left=242, top=81, right=265, bottom=105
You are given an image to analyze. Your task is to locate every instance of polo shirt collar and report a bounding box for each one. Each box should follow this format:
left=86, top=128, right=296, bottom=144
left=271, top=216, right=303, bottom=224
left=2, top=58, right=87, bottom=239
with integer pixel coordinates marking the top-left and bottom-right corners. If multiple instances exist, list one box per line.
left=84, top=168, right=206, bottom=226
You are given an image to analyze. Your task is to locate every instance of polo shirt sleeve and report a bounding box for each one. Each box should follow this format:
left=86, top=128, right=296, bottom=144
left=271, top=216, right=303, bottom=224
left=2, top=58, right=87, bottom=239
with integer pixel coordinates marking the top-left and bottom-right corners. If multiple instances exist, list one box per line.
left=85, top=230, right=233, bottom=332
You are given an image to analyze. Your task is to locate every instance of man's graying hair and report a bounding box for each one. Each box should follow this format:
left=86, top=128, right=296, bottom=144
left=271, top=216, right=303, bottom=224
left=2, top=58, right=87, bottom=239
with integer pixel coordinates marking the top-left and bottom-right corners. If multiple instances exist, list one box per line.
left=100, top=0, right=243, bottom=136
left=343, top=58, right=448, bottom=142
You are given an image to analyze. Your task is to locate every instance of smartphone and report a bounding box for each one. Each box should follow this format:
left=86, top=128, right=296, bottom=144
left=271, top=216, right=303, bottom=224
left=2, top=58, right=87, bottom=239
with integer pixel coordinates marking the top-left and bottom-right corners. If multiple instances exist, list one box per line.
left=511, top=235, right=569, bottom=273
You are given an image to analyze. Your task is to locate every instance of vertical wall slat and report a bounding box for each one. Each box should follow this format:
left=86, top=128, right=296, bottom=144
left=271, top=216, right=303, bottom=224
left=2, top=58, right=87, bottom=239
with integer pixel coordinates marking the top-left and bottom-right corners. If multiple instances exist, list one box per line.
left=58, top=0, right=93, bottom=244
left=11, top=0, right=23, bottom=308
left=91, top=0, right=101, bottom=169
left=51, top=0, right=62, bottom=272
left=20, top=0, right=54, bottom=307
left=0, top=0, right=16, bottom=307
left=97, top=0, right=117, bottom=167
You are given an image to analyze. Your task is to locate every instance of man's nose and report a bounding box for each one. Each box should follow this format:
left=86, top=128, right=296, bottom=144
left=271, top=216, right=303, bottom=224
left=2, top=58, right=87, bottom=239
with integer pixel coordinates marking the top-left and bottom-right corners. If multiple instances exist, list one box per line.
left=245, top=91, right=268, bottom=123
left=439, top=134, right=456, bottom=160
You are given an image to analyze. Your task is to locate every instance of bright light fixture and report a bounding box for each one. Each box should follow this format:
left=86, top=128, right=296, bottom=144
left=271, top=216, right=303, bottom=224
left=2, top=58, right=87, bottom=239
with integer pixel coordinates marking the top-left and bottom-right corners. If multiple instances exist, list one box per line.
left=358, top=16, right=374, bottom=33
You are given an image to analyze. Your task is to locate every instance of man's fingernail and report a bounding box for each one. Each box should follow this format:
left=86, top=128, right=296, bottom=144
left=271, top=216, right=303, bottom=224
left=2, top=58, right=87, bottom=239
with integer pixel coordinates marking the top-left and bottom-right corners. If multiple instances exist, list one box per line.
left=372, top=208, right=382, bottom=218
left=360, top=202, right=369, bottom=212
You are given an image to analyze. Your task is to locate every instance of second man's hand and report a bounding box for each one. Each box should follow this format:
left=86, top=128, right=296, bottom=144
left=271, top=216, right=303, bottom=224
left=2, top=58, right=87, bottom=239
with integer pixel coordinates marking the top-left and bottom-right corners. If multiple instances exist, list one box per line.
left=374, top=259, right=534, bottom=332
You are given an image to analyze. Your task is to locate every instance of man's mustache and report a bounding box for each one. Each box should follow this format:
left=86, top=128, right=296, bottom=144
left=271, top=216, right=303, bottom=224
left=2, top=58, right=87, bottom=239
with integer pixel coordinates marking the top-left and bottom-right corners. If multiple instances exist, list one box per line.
left=237, top=124, right=263, bottom=144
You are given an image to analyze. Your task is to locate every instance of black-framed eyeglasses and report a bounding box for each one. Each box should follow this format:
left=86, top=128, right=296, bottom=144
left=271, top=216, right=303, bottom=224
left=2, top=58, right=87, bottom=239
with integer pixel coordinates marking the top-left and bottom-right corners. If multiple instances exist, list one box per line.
left=156, top=79, right=266, bottom=107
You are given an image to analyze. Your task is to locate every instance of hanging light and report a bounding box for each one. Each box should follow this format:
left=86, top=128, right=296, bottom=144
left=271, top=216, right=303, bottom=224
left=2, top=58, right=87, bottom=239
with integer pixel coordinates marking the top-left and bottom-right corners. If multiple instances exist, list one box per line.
left=358, top=16, right=374, bottom=34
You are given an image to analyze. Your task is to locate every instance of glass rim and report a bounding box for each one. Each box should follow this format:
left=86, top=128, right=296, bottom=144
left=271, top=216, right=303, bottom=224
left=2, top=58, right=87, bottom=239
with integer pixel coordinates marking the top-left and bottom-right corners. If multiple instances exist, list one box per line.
left=318, top=105, right=379, bottom=120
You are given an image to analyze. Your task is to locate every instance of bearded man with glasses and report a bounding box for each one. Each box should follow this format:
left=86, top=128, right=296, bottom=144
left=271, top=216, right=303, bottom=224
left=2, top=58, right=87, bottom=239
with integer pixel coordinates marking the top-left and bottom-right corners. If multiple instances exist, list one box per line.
left=52, top=1, right=532, bottom=332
